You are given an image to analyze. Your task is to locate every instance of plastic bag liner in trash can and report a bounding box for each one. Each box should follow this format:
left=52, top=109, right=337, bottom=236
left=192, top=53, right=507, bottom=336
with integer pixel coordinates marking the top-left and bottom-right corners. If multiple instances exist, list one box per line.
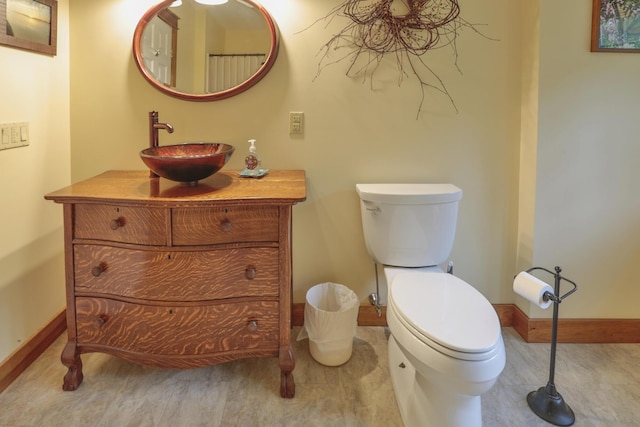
left=297, top=282, right=359, bottom=366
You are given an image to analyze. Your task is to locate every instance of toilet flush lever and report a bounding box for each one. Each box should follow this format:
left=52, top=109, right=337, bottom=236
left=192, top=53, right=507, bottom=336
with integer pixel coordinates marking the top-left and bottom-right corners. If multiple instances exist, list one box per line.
left=365, top=203, right=381, bottom=214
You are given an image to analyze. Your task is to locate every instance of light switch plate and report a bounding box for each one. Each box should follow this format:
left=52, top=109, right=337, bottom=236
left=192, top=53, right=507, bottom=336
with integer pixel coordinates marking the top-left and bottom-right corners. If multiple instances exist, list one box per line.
left=0, top=122, right=29, bottom=151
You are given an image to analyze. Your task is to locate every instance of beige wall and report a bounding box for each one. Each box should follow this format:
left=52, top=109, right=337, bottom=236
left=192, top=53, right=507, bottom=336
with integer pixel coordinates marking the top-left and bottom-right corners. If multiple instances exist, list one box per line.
left=0, top=1, right=70, bottom=360
left=516, top=0, right=539, bottom=279
left=69, top=0, right=521, bottom=307
left=525, top=0, right=640, bottom=318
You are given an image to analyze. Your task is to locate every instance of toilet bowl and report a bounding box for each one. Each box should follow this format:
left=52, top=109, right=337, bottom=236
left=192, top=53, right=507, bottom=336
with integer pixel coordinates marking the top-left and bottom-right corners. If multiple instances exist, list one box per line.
left=355, top=183, right=506, bottom=427
left=385, top=268, right=505, bottom=427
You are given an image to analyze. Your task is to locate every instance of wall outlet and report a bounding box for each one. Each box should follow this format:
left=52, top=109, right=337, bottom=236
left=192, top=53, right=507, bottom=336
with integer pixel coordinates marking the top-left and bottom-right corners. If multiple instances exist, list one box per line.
left=289, top=112, right=304, bottom=135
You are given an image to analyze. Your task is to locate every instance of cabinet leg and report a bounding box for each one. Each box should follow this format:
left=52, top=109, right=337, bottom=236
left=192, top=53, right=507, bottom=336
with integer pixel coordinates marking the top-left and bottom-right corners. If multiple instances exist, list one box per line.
left=279, top=345, right=295, bottom=398
left=61, top=341, right=83, bottom=391
left=280, top=371, right=295, bottom=398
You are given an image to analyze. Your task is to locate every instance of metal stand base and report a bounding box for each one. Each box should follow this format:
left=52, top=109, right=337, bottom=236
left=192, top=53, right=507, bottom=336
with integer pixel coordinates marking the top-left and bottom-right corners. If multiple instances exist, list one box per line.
left=527, top=384, right=575, bottom=426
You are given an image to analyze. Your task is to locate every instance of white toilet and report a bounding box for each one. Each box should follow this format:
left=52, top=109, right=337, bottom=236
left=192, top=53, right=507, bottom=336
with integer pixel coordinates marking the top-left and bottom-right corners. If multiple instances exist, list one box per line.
left=356, top=183, right=505, bottom=427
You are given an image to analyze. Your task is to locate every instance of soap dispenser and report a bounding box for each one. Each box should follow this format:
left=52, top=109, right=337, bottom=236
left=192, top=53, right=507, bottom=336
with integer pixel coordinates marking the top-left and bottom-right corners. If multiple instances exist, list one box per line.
left=241, top=139, right=268, bottom=177
left=245, top=139, right=260, bottom=172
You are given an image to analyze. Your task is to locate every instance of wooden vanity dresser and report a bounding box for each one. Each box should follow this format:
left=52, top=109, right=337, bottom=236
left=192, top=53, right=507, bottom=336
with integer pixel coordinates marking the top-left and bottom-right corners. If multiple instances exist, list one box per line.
left=45, top=170, right=306, bottom=398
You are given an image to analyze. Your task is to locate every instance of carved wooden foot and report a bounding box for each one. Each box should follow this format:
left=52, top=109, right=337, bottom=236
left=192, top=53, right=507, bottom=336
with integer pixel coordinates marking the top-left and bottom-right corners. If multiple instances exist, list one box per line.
left=280, top=371, right=295, bottom=398
left=279, top=345, right=295, bottom=398
left=61, top=341, right=83, bottom=391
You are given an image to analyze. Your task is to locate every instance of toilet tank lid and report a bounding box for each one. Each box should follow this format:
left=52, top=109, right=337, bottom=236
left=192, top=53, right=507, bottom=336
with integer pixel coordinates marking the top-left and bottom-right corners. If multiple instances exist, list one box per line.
left=356, top=183, right=462, bottom=204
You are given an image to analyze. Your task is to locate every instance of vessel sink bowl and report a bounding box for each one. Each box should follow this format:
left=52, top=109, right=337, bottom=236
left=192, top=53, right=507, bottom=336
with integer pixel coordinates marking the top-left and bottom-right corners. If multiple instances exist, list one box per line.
left=140, top=142, right=235, bottom=184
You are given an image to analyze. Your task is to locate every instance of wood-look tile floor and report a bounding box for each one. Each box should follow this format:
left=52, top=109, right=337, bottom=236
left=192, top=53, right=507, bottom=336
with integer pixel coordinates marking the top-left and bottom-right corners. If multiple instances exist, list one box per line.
left=1, top=327, right=639, bottom=426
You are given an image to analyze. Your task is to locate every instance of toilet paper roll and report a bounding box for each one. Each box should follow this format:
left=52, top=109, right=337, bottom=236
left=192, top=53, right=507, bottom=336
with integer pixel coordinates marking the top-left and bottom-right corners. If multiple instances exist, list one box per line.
left=513, top=272, right=554, bottom=309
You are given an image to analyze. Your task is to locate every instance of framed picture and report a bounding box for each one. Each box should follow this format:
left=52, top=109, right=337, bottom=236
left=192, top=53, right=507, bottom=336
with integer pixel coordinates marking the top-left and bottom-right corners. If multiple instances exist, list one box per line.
left=0, top=0, right=57, bottom=56
left=591, top=0, right=640, bottom=52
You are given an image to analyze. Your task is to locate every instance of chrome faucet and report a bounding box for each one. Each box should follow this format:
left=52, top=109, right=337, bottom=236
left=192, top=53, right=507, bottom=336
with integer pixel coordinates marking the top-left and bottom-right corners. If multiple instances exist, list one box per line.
left=149, top=111, right=174, bottom=149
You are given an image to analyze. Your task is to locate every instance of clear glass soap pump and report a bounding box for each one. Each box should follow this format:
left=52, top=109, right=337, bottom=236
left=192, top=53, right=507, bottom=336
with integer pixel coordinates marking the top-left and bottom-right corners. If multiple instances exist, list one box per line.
left=244, top=139, right=261, bottom=175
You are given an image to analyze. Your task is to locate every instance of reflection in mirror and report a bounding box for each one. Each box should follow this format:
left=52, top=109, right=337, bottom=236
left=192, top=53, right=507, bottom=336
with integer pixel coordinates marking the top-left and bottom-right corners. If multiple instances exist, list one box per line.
left=133, top=0, right=279, bottom=101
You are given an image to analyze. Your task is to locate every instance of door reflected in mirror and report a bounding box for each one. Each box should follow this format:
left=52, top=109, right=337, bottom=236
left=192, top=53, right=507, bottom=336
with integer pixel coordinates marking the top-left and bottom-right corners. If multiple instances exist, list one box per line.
left=133, top=0, right=279, bottom=101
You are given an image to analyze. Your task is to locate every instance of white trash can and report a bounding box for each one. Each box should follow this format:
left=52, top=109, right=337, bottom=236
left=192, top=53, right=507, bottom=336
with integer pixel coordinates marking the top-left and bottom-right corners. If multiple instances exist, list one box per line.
left=297, top=282, right=359, bottom=366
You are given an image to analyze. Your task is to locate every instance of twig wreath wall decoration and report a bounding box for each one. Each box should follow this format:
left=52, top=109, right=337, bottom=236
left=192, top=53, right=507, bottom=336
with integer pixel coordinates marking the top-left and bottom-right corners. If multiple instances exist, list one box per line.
left=307, top=0, right=493, bottom=118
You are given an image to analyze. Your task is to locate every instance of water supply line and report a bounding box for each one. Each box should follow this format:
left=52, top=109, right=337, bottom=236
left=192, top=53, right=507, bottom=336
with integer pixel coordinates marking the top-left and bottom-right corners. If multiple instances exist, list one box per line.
left=447, top=260, right=454, bottom=274
left=369, top=262, right=382, bottom=317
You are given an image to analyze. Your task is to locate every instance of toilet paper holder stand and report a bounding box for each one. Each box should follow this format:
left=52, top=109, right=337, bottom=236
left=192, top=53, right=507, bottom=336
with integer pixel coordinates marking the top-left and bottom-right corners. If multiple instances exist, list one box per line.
left=528, top=265, right=578, bottom=304
left=524, top=265, right=578, bottom=426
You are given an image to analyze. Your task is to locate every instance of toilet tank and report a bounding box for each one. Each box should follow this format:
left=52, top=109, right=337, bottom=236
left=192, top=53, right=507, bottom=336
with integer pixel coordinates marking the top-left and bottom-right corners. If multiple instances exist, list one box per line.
left=356, top=183, right=462, bottom=267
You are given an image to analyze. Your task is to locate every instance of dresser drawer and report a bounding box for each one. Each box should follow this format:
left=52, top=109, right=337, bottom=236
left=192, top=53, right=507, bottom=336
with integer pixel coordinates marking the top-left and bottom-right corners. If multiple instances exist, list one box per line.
left=75, top=204, right=167, bottom=245
left=172, top=206, right=279, bottom=245
left=74, top=244, right=279, bottom=300
left=75, top=298, right=279, bottom=355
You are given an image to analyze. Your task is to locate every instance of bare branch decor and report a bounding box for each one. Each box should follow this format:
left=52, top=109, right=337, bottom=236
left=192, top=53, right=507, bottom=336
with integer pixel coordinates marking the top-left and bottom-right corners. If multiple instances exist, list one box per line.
left=308, top=0, right=492, bottom=118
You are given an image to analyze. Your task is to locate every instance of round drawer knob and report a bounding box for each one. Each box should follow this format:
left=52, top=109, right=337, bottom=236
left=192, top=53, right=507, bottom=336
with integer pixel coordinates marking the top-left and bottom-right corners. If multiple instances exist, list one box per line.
left=245, top=266, right=257, bottom=280
left=110, top=217, right=125, bottom=230
left=220, top=219, right=232, bottom=232
left=94, top=314, right=108, bottom=328
left=91, top=262, right=108, bottom=277
left=246, top=321, right=258, bottom=333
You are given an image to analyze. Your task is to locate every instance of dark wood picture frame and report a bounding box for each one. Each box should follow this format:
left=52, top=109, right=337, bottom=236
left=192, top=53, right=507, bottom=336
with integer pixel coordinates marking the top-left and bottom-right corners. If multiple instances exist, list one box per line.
left=591, top=0, right=640, bottom=52
left=0, top=0, right=57, bottom=56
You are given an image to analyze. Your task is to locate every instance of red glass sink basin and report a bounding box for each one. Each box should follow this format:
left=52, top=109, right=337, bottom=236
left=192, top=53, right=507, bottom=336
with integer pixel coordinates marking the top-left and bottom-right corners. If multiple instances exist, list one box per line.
left=140, top=142, right=235, bottom=185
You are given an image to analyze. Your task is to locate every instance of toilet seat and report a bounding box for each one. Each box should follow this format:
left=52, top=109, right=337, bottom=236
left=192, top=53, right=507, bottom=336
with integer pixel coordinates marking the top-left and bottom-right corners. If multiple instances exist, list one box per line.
left=389, top=271, right=502, bottom=361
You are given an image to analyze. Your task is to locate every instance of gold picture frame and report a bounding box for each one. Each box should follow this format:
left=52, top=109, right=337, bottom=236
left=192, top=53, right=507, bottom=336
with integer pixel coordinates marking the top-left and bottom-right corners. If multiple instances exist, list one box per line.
left=0, top=0, right=57, bottom=56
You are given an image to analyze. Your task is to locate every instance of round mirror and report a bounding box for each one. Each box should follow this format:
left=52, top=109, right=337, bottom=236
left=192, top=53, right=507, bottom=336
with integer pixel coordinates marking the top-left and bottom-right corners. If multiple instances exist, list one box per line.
left=133, top=0, right=279, bottom=101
